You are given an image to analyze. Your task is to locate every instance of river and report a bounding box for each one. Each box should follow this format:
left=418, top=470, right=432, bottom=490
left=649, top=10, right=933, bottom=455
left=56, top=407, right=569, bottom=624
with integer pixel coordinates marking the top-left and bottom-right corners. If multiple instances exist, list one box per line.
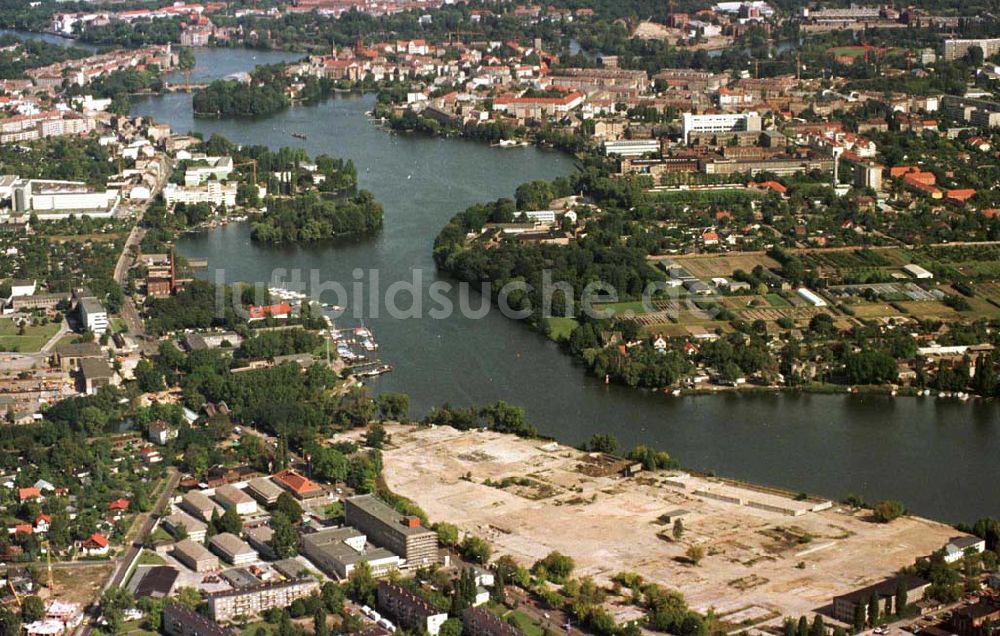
left=132, top=50, right=999, bottom=524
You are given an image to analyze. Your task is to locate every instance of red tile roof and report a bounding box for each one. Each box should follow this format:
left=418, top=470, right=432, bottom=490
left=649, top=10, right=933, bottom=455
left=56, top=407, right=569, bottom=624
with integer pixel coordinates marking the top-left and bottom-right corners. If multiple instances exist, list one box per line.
left=84, top=533, right=108, bottom=548
left=108, top=498, right=130, bottom=511
left=18, top=487, right=41, bottom=502
left=271, top=469, right=322, bottom=495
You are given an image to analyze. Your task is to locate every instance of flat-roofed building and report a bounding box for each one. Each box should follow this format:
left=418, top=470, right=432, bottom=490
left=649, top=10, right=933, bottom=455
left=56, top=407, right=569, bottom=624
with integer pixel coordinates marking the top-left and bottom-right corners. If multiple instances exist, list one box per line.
left=181, top=491, right=224, bottom=522
left=79, top=297, right=108, bottom=335
left=344, top=495, right=438, bottom=569
left=172, top=538, right=219, bottom=572
left=682, top=112, right=761, bottom=144
left=246, top=477, right=283, bottom=505
left=207, top=578, right=319, bottom=622
left=12, top=179, right=119, bottom=219
left=164, top=603, right=237, bottom=636
left=210, top=533, right=257, bottom=566
left=301, top=527, right=401, bottom=579
left=832, top=575, right=929, bottom=624
left=163, top=511, right=207, bottom=542
left=11, top=292, right=69, bottom=311
left=214, top=485, right=257, bottom=516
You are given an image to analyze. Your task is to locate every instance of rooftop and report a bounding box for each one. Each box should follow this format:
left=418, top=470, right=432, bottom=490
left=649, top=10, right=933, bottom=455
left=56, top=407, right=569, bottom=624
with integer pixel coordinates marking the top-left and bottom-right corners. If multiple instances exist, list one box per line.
left=347, top=494, right=432, bottom=536
left=210, top=532, right=255, bottom=557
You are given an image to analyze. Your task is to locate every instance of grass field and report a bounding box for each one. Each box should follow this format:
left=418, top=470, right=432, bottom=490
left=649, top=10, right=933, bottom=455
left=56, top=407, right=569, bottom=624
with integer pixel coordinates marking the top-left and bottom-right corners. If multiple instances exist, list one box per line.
left=591, top=300, right=650, bottom=317
left=543, top=316, right=578, bottom=341
left=499, top=609, right=545, bottom=636
left=764, top=293, right=791, bottom=308
left=0, top=319, right=60, bottom=352
left=674, top=253, right=780, bottom=279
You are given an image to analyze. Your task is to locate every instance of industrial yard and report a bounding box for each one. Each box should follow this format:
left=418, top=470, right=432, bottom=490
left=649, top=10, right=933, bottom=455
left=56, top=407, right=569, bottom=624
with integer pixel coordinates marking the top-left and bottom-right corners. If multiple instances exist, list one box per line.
left=380, top=425, right=960, bottom=627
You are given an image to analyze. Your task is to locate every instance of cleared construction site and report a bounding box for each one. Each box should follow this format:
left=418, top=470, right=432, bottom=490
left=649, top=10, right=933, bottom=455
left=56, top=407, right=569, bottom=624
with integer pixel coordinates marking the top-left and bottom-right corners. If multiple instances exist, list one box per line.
left=379, top=425, right=960, bottom=628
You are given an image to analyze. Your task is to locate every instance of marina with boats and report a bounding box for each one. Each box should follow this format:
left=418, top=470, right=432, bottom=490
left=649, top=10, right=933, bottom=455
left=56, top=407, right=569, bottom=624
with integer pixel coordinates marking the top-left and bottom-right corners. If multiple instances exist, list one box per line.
left=266, top=286, right=393, bottom=380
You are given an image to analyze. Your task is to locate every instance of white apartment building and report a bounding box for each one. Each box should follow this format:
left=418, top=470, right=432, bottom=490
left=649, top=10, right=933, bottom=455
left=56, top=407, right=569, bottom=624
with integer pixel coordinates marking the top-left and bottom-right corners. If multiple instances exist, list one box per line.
left=11, top=180, right=119, bottom=219
left=163, top=181, right=237, bottom=208
left=79, top=297, right=109, bottom=334
left=681, top=111, right=762, bottom=144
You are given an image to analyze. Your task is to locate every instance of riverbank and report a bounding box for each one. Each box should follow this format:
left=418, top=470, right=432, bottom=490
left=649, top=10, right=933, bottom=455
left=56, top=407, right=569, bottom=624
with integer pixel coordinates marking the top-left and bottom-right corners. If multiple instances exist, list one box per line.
left=136, top=62, right=1000, bottom=525
left=375, top=423, right=961, bottom=626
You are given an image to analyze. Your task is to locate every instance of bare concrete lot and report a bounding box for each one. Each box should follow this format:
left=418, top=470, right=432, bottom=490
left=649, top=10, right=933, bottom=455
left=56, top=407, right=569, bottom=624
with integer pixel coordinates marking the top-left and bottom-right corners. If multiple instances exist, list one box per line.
left=380, top=425, right=960, bottom=627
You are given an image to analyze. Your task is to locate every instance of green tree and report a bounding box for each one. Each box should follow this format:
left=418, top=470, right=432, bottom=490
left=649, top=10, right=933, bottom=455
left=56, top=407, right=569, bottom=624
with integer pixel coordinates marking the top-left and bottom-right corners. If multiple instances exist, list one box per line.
left=685, top=545, right=705, bottom=566
left=273, top=492, right=303, bottom=523
left=586, top=433, right=618, bottom=454
left=532, top=551, right=574, bottom=583
left=459, top=535, right=491, bottom=564
left=364, top=423, right=387, bottom=449
left=376, top=392, right=410, bottom=422
left=218, top=506, right=242, bottom=535
left=867, top=594, right=879, bottom=627
left=894, top=580, right=908, bottom=617
left=20, top=596, right=44, bottom=623
left=797, top=616, right=809, bottom=636
left=435, top=522, right=459, bottom=547
left=269, top=512, right=298, bottom=559
left=346, top=562, right=377, bottom=606
left=672, top=519, right=684, bottom=540
left=810, top=614, right=825, bottom=636
left=873, top=500, right=905, bottom=523
left=852, top=601, right=866, bottom=634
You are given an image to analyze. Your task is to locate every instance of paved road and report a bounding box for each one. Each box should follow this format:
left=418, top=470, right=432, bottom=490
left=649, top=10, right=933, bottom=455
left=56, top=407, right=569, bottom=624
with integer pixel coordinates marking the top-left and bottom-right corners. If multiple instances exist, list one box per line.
left=77, top=467, right=180, bottom=636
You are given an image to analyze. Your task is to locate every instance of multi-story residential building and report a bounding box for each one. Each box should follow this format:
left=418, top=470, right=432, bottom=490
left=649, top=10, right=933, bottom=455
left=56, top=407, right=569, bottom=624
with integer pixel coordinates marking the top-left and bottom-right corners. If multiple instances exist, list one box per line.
left=207, top=578, right=320, bottom=622
left=163, top=181, right=237, bottom=207
left=164, top=603, right=238, bottom=636
left=463, top=607, right=525, bottom=636
left=344, top=495, right=438, bottom=569
left=377, top=581, right=448, bottom=636
left=943, top=38, right=1000, bottom=61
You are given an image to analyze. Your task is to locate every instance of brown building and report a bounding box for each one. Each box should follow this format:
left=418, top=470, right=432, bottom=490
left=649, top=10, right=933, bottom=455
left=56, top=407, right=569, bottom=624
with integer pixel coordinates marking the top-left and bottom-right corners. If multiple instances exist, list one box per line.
left=463, top=606, right=525, bottom=636
left=952, top=600, right=1000, bottom=636
left=832, top=575, right=929, bottom=624
left=376, top=582, right=448, bottom=636
left=163, top=603, right=237, bottom=636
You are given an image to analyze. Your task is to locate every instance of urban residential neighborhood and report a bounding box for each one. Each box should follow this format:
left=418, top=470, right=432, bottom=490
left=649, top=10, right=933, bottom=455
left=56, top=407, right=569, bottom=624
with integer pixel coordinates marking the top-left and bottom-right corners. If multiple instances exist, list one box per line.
left=1, top=0, right=1000, bottom=634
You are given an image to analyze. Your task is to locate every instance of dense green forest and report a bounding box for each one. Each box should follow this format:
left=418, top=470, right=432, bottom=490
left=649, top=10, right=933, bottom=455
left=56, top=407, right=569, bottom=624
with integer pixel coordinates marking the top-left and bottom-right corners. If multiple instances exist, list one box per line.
left=250, top=191, right=383, bottom=243
left=0, top=35, right=91, bottom=78
left=192, top=63, right=329, bottom=118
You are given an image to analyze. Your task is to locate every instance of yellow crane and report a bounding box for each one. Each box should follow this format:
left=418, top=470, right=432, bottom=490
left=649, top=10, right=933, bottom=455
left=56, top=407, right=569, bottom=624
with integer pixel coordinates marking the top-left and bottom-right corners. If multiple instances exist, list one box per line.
left=42, top=540, right=55, bottom=592
left=7, top=578, right=21, bottom=608
left=235, top=159, right=258, bottom=186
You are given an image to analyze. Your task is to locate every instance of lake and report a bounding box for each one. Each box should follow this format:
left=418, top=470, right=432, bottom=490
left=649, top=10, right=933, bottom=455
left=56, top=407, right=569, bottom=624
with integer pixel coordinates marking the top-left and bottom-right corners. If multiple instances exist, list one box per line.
left=132, top=50, right=999, bottom=523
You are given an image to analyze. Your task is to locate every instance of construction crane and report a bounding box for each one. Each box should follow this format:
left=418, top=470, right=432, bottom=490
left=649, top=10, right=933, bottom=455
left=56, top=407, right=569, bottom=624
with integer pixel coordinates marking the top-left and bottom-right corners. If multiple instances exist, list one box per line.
left=7, top=578, right=21, bottom=608
left=42, top=540, right=54, bottom=592
left=235, top=159, right=258, bottom=185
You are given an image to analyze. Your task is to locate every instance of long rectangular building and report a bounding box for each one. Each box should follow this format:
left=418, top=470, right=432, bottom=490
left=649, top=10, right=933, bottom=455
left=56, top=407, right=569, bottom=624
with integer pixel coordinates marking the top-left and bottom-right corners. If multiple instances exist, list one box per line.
left=207, top=578, right=319, bottom=622
left=344, top=495, right=438, bottom=569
